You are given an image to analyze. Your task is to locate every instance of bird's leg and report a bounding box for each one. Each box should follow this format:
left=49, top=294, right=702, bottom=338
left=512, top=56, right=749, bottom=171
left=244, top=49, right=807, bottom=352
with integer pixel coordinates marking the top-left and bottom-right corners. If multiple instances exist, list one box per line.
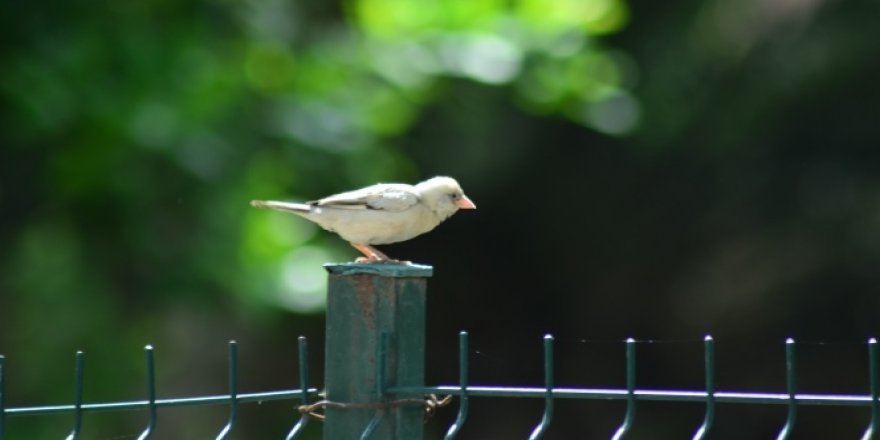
left=351, top=243, right=392, bottom=262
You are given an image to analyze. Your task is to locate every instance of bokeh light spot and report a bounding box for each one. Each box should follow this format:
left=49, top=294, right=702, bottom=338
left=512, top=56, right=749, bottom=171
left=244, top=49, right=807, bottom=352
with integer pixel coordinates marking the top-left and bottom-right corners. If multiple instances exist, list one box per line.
left=450, top=34, right=523, bottom=84
left=276, top=246, right=331, bottom=313
left=584, top=91, right=640, bottom=135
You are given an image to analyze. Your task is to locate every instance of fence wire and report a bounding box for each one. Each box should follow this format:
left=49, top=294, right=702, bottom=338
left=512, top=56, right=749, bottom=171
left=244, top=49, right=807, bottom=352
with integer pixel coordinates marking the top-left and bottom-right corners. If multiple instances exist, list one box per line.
left=1, top=334, right=878, bottom=439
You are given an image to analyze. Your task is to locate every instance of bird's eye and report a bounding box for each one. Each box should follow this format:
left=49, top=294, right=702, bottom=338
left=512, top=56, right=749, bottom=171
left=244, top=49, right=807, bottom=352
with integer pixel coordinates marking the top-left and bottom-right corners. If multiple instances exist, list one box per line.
left=450, top=193, right=460, bottom=200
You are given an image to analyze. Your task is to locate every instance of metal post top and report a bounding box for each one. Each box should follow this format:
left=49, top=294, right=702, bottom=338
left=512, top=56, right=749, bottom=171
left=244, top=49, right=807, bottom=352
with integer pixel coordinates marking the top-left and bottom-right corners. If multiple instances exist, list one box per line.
left=324, top=262, right=433, bottom=278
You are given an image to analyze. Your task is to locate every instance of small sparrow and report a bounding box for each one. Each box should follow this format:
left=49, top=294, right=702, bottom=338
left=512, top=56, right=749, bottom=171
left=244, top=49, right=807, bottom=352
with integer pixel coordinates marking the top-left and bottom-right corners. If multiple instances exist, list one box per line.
left=251, top=176, right=476, bottom=262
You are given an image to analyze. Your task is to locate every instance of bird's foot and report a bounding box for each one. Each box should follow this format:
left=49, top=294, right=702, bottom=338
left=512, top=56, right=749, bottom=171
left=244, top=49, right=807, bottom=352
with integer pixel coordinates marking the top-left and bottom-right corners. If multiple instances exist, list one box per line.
left=354, top=256, right=411, bottom=265
left=352, top=243, right=409, bottom=264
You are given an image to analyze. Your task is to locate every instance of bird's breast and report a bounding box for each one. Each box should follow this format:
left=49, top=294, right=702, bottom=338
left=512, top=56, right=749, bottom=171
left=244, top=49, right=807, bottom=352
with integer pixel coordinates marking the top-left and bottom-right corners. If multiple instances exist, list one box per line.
left=308, top=206, right=441, bottom=245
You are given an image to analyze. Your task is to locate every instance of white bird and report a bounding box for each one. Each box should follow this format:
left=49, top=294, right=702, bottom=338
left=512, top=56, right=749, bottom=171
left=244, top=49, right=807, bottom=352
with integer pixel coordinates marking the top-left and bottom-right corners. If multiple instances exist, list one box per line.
left=250, top=176, right=476, bottom=262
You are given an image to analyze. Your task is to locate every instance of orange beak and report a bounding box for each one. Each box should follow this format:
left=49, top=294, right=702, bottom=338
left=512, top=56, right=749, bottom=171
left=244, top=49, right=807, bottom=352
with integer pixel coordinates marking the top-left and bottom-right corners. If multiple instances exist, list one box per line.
left=455, top=195, right=476, bottom=209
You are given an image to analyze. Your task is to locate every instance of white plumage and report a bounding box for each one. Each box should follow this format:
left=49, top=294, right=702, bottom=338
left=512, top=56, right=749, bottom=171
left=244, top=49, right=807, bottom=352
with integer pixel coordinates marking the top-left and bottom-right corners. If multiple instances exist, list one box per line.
left=251, top=176, right=476, bottom=261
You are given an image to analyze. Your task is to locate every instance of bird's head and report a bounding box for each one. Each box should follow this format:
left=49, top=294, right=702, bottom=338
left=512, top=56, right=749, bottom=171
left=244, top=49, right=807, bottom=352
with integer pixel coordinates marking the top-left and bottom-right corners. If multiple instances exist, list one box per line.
left=415, top=176, right=476, bottom=220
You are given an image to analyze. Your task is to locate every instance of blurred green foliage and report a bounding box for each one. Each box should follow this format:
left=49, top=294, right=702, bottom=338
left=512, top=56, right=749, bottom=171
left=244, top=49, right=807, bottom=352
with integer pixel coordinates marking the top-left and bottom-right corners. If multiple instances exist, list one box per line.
left=2, top=0, right=880, bottom=437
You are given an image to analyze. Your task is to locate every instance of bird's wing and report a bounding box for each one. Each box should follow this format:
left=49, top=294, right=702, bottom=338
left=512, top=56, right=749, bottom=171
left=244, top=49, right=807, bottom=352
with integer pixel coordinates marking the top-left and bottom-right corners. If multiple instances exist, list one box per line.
left=310, top=183, right=420, bottom=212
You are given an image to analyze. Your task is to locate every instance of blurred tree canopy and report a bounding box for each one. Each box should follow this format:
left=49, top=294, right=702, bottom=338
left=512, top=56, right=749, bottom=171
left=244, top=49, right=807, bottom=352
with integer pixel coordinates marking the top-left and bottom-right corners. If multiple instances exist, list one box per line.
left=2, top=0, right=880, bottom=438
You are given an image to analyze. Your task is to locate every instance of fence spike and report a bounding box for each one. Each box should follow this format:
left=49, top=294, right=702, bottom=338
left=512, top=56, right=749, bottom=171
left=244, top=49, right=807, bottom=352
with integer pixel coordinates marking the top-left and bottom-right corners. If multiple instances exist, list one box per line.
left=862, top=338, right=878, bottom=440
left=0, top=354, right=6, bottom=440
left=360, top=332, right=388, bottom=440
left=528, top=334, right=555, bottom=440
left=136, top=345, right=157, bottom=440
left=215, top=341, right=238, bottom=440
left=64, top=351, right=85, bottom=440
left=285, top=336, right=311, bottom=440
left=444, top=331, right=470, bottom=440
left=611, top=338, right=637, bottom=440
left=692, top=335, right=715, bottom=440
left=774, top=338, right=797, bottom=440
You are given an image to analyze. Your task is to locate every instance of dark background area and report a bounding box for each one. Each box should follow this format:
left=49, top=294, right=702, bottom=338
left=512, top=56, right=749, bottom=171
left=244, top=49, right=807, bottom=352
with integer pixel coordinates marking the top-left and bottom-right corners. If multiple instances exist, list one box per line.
left=2, top=0, right=879, bottom=438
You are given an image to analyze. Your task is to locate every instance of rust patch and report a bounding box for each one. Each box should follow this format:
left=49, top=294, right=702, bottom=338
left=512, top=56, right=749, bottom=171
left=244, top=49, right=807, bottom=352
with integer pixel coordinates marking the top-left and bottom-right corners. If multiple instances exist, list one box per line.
left=351, top=274, right=376, bottom=328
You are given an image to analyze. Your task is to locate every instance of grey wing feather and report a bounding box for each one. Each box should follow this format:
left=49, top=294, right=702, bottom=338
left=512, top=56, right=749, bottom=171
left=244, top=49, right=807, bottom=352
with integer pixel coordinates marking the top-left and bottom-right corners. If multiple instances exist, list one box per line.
left=311, top=183, right=420, bottom=212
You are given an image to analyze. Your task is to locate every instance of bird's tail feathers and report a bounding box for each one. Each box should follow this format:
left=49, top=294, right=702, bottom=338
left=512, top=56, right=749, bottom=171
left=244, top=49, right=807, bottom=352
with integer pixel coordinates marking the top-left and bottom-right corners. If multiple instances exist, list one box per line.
left=250, top=200, right=312, bottom=213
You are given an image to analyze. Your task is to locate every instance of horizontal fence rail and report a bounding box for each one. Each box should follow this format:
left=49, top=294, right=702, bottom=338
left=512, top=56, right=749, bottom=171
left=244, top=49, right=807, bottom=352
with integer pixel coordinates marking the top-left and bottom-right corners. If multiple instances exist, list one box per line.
left=0, top=338, right=320, bottom=440
left=1, top=334, right=878, bottom=439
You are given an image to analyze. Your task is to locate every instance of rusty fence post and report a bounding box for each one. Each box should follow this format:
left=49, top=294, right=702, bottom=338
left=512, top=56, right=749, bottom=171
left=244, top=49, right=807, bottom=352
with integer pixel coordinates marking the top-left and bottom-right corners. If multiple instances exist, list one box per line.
left=323, top=263, right=432, bottom=440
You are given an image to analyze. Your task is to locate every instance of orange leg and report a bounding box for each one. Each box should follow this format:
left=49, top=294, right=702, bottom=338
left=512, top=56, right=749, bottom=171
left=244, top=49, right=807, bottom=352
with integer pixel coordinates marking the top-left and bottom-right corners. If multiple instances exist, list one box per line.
left=351, top=243, right=391, bottom=262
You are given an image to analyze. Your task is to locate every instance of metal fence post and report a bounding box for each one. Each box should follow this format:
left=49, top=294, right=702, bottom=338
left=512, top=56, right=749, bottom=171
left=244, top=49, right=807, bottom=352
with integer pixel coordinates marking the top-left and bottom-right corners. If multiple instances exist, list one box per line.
left=323, top=263, right=432, bottom=440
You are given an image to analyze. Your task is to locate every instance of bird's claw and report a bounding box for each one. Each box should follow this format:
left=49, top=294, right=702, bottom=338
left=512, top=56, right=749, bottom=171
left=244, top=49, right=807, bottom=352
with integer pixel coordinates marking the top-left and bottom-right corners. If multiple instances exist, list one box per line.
left=354, top=256, right=411, bottom=265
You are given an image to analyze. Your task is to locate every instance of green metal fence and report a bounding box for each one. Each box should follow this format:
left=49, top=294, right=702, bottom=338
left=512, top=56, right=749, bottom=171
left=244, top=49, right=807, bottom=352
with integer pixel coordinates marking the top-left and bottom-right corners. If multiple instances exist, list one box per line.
left=1, top=263, right=878, bottom=439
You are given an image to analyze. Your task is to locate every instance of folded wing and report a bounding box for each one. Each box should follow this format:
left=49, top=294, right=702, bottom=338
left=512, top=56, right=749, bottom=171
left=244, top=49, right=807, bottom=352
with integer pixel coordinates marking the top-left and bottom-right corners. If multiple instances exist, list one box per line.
left=311, top=183, right=420, bottom=212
